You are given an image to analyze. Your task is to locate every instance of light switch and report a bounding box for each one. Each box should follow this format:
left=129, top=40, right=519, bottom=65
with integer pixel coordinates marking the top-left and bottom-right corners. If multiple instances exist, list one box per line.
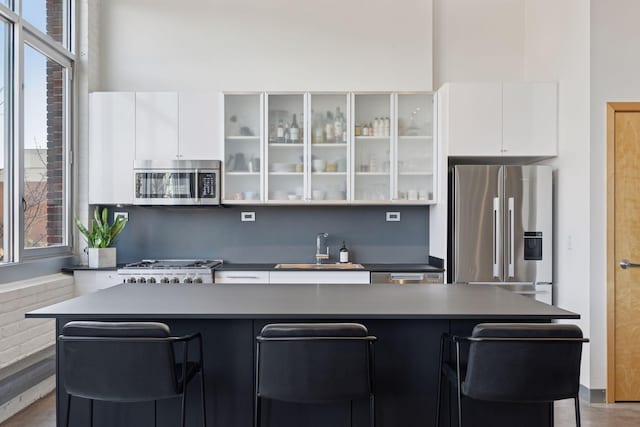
left=386, top=212, right=401, bottom=222
left=241, top=212, right=255, bottom=222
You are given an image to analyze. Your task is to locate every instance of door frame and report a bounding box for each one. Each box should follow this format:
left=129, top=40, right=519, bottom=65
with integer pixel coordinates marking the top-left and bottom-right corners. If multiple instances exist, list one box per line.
left=606, top=102, right=640, bottom=402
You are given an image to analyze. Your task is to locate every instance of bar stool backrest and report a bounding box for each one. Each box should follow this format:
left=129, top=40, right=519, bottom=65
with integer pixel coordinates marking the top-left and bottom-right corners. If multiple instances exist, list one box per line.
left=257, top=323, right=375, bottom=404
left=60, top=321, right=179, bottom=402
left=462, top=323, right=584, bottom=402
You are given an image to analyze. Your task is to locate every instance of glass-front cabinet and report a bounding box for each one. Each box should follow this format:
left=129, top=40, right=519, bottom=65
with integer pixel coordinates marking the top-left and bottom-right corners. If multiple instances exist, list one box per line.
left=223, top=93, right=263, bottom=203
left=352, top=94, right=393, bottom=202
left=309, top=93, right=350, bottom=202
left=395, top=93, right=435, bottom=203
left=265, top=94, right=306, bottom=202
left=222, top=91, right=436, bottom=205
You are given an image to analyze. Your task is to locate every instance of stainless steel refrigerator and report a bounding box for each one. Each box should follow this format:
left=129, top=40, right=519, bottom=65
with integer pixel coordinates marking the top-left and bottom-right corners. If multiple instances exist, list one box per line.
left=451, top=165, right=553, bottom=303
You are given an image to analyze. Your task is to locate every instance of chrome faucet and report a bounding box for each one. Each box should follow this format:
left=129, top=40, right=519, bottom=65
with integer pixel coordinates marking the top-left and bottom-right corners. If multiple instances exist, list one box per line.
left=315, top=232, right=330, bottom=264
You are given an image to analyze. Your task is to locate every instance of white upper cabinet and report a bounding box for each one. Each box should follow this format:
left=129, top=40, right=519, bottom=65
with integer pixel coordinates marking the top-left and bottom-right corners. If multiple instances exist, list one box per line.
left=502, top=82, right=558, bottom=156
left=89, top=92, right=135, bottom=204
left=446, top=83, right=502, bottom=157
left=178, top=92, right=222, bottom=159
left=135, top=92, right=179, bottom=160
left=443, top=82, right=558, bottom=158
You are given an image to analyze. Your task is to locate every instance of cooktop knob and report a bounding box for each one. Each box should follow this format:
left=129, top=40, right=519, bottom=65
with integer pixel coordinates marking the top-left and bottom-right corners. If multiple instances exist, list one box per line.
left=184, top=277, right=193, bottom=284
left=127, top=277, right=136, bottom=283
left=171, top=277, right=180, bottom=284
left=160, top=277, right=170, bottom=284
left=193, top=277, right=203, bottom=284
left=148, top=277, right=157, bottom=284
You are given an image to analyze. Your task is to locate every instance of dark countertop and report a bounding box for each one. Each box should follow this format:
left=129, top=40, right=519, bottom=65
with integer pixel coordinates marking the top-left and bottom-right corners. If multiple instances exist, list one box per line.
left=26, top=283, right=577, bottom=320
left=215, top=263, right=445, bottom=273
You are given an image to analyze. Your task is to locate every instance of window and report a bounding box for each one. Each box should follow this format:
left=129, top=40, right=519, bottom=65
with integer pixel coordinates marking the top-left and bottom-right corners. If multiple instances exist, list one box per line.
left=23, top=0, right=66, bottom=45
left=0, top=1, right=74, bottom=264
left=23, top=45, right=67, bottom=249
left=0, top=20, right=6, bottom=261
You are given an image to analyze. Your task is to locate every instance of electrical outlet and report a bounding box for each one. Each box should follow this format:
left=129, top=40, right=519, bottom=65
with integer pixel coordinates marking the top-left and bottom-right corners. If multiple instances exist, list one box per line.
left=241, top=212, right=255, bottom=222
left=386, top=212, right=401, bottom=222
left=114, top=212, right=128, bottom=221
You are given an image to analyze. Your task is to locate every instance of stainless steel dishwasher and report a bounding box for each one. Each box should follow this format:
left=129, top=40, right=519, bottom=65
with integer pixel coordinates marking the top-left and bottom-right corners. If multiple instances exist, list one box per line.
left=370, top=272, right=444, bottom=285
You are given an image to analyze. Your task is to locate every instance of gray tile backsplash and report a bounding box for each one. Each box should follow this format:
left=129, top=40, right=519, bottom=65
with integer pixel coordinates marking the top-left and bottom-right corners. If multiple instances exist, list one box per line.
left=108, top=206, right=429, bottom=264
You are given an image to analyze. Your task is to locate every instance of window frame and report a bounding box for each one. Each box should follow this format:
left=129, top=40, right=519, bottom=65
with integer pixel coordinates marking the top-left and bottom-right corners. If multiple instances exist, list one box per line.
left=0, top=0, right=75, bottom=264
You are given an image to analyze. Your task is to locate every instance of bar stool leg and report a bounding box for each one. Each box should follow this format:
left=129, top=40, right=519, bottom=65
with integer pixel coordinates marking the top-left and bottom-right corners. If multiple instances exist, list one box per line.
left=200, top=371, right=207, bottom=427
left=181, top=390, right=188, bottom=427
left=435, top=334, right=445, bottom=427
left=65, top=395, right=72, bottom=427
left=456, top=342, right=462, bottom=427
left=574, top=396, right=581, bottom=427
left=89, top=399, right=94, bottom=427
left=254, top=396, right=262, bottom=427
left=369, top=394, right=376, bottom=427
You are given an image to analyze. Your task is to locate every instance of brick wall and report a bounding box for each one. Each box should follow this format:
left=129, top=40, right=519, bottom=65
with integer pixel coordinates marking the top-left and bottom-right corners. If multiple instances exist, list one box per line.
left=45, top=0, right=65, bottom=245
left=0, top=274, right=73, bottom=370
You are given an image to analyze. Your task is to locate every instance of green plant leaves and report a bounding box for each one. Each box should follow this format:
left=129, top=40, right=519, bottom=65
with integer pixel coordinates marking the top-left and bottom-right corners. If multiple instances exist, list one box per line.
left=75, top=207, right=128, bottom=248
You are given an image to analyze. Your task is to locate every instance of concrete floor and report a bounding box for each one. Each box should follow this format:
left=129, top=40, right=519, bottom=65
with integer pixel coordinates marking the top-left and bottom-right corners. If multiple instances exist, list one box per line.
left=1, top=392, right=640, bottom=426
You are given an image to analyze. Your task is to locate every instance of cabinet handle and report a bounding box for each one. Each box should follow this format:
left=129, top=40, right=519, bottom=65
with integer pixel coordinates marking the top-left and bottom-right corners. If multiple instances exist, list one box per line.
left=225, top=275, right=261, bottom=279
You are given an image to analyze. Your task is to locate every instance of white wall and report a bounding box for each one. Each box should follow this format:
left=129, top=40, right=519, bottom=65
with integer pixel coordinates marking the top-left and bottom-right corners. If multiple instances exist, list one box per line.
left=590, top=0, right=640, bottom=391
left=523, top=0, right=592, bottom=386
left=433, top=0, right=526, bottom=86
left=94, top=0, right=432, bottom=92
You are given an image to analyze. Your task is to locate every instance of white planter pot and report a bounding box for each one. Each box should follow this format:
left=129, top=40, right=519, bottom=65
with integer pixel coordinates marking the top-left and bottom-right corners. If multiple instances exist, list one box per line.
left=87, top=248, right=116, bottom=268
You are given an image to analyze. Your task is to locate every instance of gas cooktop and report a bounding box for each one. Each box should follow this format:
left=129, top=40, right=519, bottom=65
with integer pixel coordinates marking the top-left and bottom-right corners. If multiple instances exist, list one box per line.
left=118, top=259, right=222, bottom=284
left=123, top=259, right=222, bottom=269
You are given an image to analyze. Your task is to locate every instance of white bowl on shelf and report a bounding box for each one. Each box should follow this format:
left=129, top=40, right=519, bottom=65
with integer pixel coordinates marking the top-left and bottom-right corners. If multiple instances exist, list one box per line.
left=271, top=163, right=295, bottom=173
left=312, top=190, right=326, bottom=200
left=312, top=159, right=327, bottom=172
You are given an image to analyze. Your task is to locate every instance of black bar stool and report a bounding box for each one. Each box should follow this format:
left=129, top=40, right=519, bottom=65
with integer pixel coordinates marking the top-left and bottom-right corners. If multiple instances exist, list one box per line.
left=59, top=321, right=207, bottom=427
left=255, top=323, right=376, bottom=427
left=435, top=323, right=588, bottom=427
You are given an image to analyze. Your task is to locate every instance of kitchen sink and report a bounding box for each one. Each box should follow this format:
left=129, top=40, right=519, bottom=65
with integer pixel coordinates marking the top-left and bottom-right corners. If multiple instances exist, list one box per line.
left=274, top=263, right=365, bottom=270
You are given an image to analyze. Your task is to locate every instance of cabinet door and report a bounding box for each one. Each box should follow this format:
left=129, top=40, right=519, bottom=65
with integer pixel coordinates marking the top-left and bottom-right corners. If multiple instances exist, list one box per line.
left=352, top=93, right=393, bottom=202
left=447, top=83, right=502, bottom=157
left=223, top=93, right=263, bottom=203
left=135, top=92, right=179, bottom=160
left=309, top=93, right=349, bottom=203
left=74, top=271, right=122, bottom=296
left=395, top=93, right=435, bottom=204
left=178, top=92, right=222, bottom=159
left=215, top=271, right=270, bottom=284
left=89, top=92, right=135, bottom=204
left=265, top=93, right=306, bottom=202
left=269, top=271, right=370, bottom=284
left=502, top=82, right=558, bottom=156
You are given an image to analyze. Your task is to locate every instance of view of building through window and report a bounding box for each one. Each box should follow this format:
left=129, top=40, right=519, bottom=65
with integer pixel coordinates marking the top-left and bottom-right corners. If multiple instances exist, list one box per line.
left=23, top=45, right=65, bottom=249
left=23, top=0, right=65, bottom=45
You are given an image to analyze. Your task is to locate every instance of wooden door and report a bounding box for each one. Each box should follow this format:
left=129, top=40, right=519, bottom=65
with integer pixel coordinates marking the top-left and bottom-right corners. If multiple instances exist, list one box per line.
left=608, top=103, right=640, bottom=402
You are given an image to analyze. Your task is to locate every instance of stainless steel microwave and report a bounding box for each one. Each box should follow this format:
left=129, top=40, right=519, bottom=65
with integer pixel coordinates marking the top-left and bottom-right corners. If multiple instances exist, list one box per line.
left=133, top=160, right=221, bottom=205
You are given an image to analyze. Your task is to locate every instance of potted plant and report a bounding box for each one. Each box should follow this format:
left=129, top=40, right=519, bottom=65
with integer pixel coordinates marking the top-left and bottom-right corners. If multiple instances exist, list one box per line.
left=75, top=207, right=128, bottom=268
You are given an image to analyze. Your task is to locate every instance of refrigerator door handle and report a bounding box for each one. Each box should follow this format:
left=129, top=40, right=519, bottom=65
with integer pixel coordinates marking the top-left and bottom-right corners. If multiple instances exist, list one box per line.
left=508, top=197, right=515, bottom=278
left=493, top=197, right=500, bottom=278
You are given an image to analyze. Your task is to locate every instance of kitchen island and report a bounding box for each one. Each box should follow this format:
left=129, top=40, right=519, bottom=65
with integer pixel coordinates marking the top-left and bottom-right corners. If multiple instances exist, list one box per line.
left=27, top=284, right=578, bottom=427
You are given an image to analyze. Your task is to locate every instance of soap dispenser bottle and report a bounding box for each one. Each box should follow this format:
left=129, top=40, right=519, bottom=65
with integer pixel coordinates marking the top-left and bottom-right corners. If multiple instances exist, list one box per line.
left=339, top=241, right=349, bottom=263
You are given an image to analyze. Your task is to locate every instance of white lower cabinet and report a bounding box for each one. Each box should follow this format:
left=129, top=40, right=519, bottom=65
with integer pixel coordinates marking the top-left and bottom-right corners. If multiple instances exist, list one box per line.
left=215, top=271, right=270, bottom=284
left=269, top=271, right=370, bottom=284
left=73, top=271, right=123, bottom=297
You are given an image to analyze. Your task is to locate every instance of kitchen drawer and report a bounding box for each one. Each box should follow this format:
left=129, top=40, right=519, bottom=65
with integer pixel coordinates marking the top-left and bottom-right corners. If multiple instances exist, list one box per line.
left=269, top=271, right=370, bottom=284
left=215, top=271, right=270, bottom=284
